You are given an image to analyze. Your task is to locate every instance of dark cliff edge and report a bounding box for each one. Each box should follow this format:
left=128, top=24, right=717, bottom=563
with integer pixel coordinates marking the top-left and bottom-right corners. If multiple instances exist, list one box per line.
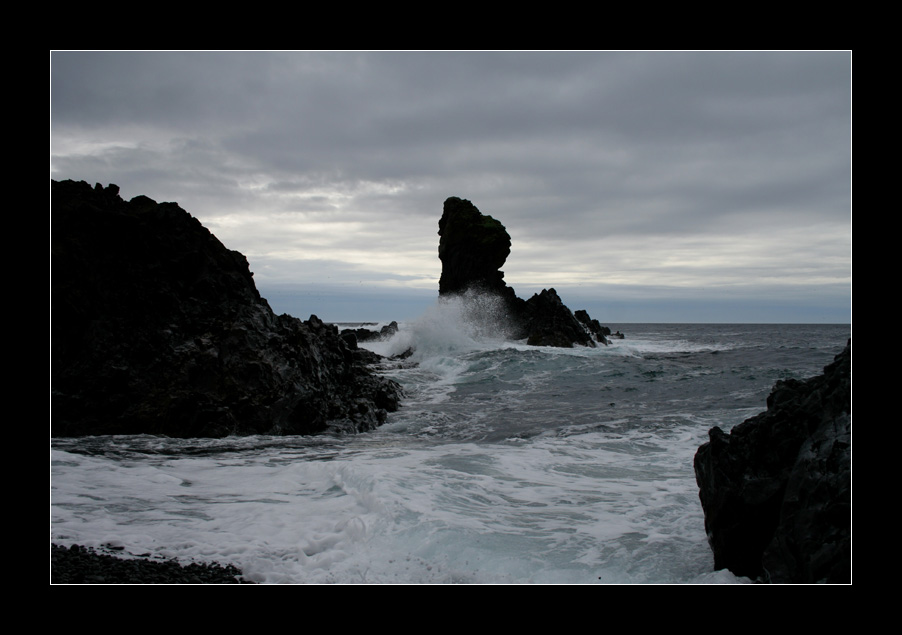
left=437, top=196, right=610, bottom=347
left=694, top=340, right=851, bottom=583
left=51, top=179, right=402, bottom=438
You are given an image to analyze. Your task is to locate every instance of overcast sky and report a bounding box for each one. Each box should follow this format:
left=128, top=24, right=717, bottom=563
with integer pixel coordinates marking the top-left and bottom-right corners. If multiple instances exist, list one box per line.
left=50, top=51, right=851, bottom=324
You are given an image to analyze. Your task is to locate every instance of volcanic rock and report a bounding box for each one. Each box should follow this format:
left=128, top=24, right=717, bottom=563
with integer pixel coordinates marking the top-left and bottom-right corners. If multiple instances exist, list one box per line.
left=438, top=197, right=513, bottom=299
left=51, top=544, right=251, bottom=584
left=575, top=309, right=612, bottom=345
left=693, top=340, right=851, bottom=583
left=341, top=321, right=399, bottom=344
left=522, top=289, right=597, bottom=347
left=51, top=179, right=402, bottom=438
left=437, top=197, right=607, bottom=347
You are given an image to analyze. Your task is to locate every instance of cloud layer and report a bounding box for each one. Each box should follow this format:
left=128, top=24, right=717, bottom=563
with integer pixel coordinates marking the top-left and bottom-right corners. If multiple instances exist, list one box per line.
left=51, top=51, right=851, bottom=322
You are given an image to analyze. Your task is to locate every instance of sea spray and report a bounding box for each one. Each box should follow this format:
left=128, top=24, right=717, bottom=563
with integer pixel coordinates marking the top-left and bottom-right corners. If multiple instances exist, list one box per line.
left=382, top=290, right=519, bottom=362
left=359, top=290, right=524, bottom=408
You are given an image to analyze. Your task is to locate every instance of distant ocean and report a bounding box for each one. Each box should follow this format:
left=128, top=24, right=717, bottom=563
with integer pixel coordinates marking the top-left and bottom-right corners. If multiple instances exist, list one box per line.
left=51, top=298, right=851, bottom=584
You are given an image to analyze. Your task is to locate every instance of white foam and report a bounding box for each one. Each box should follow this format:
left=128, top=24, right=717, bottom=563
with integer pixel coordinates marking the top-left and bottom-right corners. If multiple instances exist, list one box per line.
left=606, top=336, right=730, bottom=357
left=361, top=291, right=520, bottom=388
left=52, top=324, right=845, bottom=584
left=51, top=414, right=722, bottom=584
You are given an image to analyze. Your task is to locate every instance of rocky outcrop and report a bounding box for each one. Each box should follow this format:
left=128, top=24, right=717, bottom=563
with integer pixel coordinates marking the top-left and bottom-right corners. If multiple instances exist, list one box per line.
left=437, top=197, right=608, bottom=347
left=51, top=544, right=251, bottom=584
left=521, top=289, right=598, bottom=347
left=438, top=197, right=514, bottom=299
left=575, top=309, right=612, bottom=345
left=341, top=321, right=399, bottom=344
left=693, top=341, right=851, bottom=583
left=51, top=179, right=402, bottom=438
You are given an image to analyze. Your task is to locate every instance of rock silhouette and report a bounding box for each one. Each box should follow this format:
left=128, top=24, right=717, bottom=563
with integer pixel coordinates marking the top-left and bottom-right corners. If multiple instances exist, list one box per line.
left=51, top=180, right=402, bottom=438
left=437, top=196, right=608, bottom=347
left=694, top=340, right=851, bottom=583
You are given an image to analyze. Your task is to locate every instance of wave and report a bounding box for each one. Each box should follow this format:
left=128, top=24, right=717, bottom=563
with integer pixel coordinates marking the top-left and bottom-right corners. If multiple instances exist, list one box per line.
left=362, top=296, right=728, bottom=379
left=607, top=338, right=732, bottom=357
left=53, top=324, right=847, bottom=583
left=364, top=290, right=522, bottom=367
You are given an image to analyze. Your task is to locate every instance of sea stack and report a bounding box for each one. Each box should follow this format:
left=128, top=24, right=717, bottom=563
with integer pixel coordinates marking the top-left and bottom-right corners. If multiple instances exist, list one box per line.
left=51, top=179, right=402, bottom=438
left=693, top=340, right=851, bottom=583
left=437, top=196, right=607, bottom=347
left=438, top=196, right=513, bottom=298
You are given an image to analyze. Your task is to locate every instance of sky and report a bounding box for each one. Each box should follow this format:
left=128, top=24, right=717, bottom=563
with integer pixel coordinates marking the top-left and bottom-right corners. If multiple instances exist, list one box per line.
left=50, top=51, right=851, bottom=324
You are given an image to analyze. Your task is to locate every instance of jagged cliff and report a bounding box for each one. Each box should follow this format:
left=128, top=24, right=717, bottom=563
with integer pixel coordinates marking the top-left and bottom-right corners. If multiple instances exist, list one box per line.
left=51, top=180, right=402, bottom=438
left=694, top=340, right=851, bottom=583
left=437, top=196, right=607, bottom=347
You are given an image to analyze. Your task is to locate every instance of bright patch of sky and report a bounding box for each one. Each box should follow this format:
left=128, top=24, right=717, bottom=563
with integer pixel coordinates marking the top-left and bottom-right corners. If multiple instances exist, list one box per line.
left=51, top=51, right=851, bottom=323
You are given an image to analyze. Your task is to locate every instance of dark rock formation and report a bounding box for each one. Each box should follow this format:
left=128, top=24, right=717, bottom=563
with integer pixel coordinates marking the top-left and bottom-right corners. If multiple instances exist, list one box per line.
left=438, top=197, right=513, bottom=298
left=694, top=340, right=851, bottom=583
left=341, top=321, right=399, bottom=344
left=51, top=544, right=252, bottom=584
left=437, top=197, right=608, bottom=347
left=51, top=179, right=402, bottom=438
left=575, top=309, right=612, bottom=344
left=521, top=289, right=597, bottom=347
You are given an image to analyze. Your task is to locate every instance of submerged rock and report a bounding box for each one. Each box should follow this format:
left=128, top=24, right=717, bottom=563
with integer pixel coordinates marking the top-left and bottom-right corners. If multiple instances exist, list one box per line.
left=51, top=180, right=402, bottom=438
left=693, top=340, right=851, bottom=583
left=437, top=196, right=608, bottom=347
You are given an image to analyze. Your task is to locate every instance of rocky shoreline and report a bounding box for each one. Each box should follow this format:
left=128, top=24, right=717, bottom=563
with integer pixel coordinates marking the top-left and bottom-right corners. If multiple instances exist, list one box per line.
left=51, top=186, right=616, bottom=439
left=51, top=180, right=402, bottom=438
left=50, top=185, right=621, bottom=583
left=694, top=340, right=851, bottom=583
left=51, top=544, right=253, bottom=584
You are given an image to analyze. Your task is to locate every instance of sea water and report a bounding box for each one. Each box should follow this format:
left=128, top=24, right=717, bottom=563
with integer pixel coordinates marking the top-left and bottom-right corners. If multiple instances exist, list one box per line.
left=50, top=298, right=850, bottom=584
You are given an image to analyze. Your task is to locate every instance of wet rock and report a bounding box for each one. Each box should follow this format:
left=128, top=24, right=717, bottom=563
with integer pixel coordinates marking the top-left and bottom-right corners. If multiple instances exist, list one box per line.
left=575, top=309, right=611, bottom=345
left=51, top=544, right=252, bottom=584
left=341, top=321, right=399, bottom=343
left=436, top=196, right=608, bottom=348
left=693, top=341, right=851, bottom=583
left=523, top=289, right=597, bottom=348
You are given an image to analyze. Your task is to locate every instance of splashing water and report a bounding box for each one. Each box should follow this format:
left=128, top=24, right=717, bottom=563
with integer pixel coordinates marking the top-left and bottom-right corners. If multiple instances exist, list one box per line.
left=52, top=323, right=850, bottom=583
left=381, top=290, right=519, bottom=360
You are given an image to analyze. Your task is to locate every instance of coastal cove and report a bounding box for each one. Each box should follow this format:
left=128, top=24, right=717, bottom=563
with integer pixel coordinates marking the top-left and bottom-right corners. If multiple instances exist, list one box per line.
left=51, top=182, right=850, bottom=583
left=52, top=322, right=849, bottom=583
left=51, top=51, right=853, bottom=584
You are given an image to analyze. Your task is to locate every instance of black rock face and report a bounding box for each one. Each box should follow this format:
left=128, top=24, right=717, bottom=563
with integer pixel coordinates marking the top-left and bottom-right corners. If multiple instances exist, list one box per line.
left=51, top=180, right=402, bottom=438
left=575, top=310, right=611, bottom=342
left=522, top=288, right=597, bottom=348
left=438, top=197, right=512, bottom=297
left=436, top=197, right=607, bottom=347
left=693, top=341, right=851, bottom=583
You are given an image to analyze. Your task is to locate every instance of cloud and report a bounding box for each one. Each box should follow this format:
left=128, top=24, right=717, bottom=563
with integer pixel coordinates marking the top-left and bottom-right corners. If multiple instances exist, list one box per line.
left=51, top=51, right=851, bottom=323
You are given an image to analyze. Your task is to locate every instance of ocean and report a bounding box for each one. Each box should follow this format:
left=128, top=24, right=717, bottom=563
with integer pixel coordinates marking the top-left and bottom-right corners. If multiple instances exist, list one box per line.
left=50, top=298, right=851, bottom=584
